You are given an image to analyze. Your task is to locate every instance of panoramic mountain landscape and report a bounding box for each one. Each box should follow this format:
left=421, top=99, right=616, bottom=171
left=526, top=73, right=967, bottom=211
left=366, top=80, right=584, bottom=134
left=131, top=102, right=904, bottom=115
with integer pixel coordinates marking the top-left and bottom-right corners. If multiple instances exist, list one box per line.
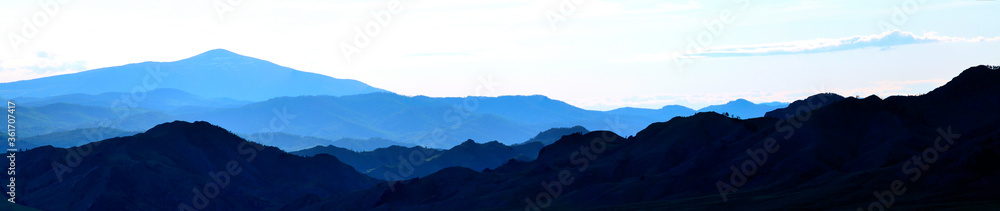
left=2, top=0, right=998, bottom=210
left=3, top=60, right=999, bottom=210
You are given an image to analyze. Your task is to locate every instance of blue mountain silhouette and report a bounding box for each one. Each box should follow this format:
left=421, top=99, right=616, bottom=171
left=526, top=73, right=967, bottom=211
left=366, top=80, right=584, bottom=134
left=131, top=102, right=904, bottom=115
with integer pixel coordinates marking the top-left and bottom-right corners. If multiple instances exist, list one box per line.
left=0, top=49, right=387, bottom=101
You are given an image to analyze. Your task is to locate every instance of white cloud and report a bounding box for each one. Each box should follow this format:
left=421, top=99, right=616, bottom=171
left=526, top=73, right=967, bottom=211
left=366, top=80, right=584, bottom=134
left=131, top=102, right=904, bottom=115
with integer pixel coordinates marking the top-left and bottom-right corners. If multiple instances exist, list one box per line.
left=0, top=51, right=87, bottom=82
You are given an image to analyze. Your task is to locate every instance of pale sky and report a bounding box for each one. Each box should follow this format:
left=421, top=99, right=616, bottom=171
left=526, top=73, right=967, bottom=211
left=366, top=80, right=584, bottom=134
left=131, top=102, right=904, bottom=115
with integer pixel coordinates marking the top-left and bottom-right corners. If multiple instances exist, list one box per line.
left=1, top=0, right=998, bottom=110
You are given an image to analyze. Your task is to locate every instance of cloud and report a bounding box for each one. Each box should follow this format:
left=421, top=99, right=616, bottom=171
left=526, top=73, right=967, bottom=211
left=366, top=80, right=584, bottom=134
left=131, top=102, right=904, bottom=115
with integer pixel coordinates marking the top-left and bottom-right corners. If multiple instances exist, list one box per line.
left=613, top=30, right=1000, bottom=63
left=691, top=30, right=1000, bottom=57
left=0, top=51, right=88, bottom=83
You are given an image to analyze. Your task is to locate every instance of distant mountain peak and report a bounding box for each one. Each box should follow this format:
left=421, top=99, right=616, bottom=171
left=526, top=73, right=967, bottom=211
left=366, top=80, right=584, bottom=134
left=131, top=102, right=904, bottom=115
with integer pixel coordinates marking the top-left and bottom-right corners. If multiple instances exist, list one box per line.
left=659, top=105, right=687, bottom=110
left=179, top=48, right=264, bottom=66
left=0, top=48, right=388, bottom=101
left=192, top=48, right=243, bottom=58
left=729, top=98, right=753, bottom=104
left=459, top=139, right=478, bottom=146
left=698, top=98, right=787, bottom=118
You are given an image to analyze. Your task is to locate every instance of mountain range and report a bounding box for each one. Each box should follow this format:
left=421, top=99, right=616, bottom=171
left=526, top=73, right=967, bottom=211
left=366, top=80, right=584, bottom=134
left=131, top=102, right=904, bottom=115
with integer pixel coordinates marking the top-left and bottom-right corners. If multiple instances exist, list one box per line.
left=287, top=65, right=1000, bottom=210
left=4, top=65, right=999, bottom=210
left=4, top=49, right=791, bottom=149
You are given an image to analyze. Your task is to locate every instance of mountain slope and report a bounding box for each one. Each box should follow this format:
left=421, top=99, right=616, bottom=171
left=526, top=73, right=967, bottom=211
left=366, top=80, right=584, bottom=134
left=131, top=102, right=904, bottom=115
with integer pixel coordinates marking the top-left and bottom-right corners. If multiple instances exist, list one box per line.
left=0, top=49, right=387, bottom=101
left=7, top=121, right=380, bottom=210
left=764, top=93, right=844, bottom=119
left=180, top=93, right=560, bottom=147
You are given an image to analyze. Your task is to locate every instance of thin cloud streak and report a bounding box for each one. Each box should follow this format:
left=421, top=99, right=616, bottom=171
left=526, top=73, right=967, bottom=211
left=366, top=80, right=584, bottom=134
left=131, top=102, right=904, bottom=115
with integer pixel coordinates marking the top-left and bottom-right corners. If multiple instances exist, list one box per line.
left=692, top=30, right=1000, bottom=57
left=614, top=30, right=1000, bottom=63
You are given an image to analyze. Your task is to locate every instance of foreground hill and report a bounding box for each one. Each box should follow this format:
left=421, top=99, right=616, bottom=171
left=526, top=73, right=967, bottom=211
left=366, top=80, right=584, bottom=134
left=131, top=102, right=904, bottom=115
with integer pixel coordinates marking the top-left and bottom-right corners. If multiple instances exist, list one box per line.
left=290, top=65, right=1000, bottom=210
left=6, top=121, right=379, bottom=210
left=0, top=49, right=386, bottom=101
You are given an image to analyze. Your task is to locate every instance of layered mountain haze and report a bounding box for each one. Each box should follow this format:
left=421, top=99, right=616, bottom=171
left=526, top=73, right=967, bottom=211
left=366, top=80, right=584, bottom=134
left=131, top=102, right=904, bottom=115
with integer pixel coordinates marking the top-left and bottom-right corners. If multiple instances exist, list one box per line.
left=14, top=103, right=172, bottom=136
left=3, top=49, right=713, bottom=149
left=11, top=88, right=250, bottom=111
left=180, top=92, right=665, bottom=147
left=3, top=0, right=995, bottom=209
left=18, top=127, right=137, bottom=150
